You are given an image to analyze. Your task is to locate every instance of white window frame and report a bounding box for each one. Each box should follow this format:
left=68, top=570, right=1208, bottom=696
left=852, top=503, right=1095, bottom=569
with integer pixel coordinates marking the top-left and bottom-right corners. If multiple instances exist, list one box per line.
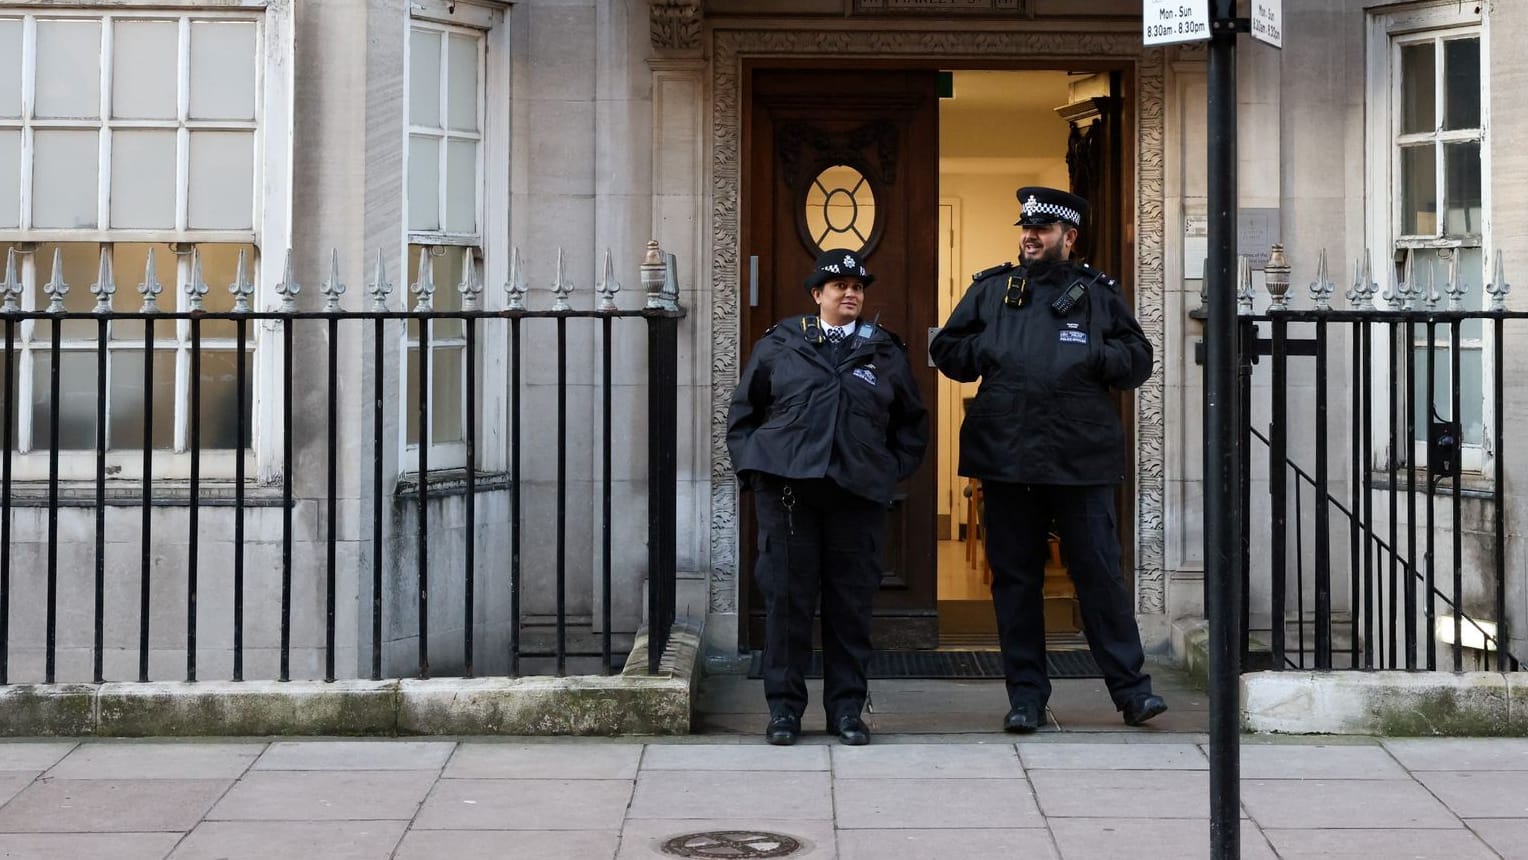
left=1364, top=0, right=1492, bottom=476
left=0, top=1, right=292, bottom=483
left=400, top=0, right=508, bottom=474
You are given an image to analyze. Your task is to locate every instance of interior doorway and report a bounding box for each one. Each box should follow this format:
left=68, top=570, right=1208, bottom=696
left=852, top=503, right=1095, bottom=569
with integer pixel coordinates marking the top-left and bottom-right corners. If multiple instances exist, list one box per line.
left=935, top=69, right=1125, bottom=644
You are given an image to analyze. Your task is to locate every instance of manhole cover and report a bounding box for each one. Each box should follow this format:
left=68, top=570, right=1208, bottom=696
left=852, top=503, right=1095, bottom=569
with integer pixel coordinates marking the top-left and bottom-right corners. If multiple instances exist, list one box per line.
left=660, top=830, right=804, bottom=858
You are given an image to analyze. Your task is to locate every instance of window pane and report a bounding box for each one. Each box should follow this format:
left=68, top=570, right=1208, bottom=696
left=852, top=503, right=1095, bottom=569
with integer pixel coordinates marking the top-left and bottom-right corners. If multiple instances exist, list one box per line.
left=110, top=242, right=179, bottom=330
left=32, top=130, right=99, bottom=229
left=195, top=243, right=257, bottom=339
left=110, top=130, right=177, bottom=229
left=1400, top=42, right=1435, bottom=135
left=107, top=348, right=175, bottom=450
left=409, top=28, right=441, bottom=129
left=0, top=131, right=19, bottom=229
left=408, top=134, right=441, bottom=232
left=111, top=20, right=178, bottom=120
left=31, top=350, right=100, bottom=450
left=444, top=138, right=477, bottom=234
left=1400, top=144, right=1436, bottom=237
left=446, top=34, right=479, bottom=133
left=1443, top=141, right=1482, bottom=238
left=1444, top=37, right=1481, bottom=131
left=1411, top=247, right=1483, bottom=334
left=432, top=345, right=462, bottom=443
left=0, top=344, right=14, bottom=447
left=189, top=21, right=257, bottom=121
left=432, top=247, right=464, bottom=338
left=196, top=349, right=251, bottom=449
left=35, top=19, right=101, bottom=120
left=32, top=243, right=103, bottom=340
left=188, top=131, right=254, bottom=230
left=0, top=19, right=21, bottom=119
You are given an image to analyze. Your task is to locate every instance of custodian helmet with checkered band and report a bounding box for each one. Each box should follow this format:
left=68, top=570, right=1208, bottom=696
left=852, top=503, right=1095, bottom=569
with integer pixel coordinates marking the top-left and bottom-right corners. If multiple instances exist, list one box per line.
left=803, top=248, right=877, bottom=293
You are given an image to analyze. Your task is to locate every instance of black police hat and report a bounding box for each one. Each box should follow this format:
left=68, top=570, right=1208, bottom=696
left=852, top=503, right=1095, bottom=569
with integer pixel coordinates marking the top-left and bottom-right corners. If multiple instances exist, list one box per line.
left=1015, top=186, right=1088, bottom=228
left=803, top=248, right=876, bottom=293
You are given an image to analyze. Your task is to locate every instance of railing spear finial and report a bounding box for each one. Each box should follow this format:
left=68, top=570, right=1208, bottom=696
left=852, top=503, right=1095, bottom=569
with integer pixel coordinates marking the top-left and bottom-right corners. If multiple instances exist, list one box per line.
left=43, top=247, right=69, bottom=314
left=138, top=247, right=164, bottom=313
left=90, top=246, right=116, bottom=314
left=368, top=250, right=393, bottom=312
left=320, top=249, right=346, bottom=312
left=1486, top=249, right=1511, bottom=311
left=596, top=248, right=620, bottom=312
left=551, top=247, right=573, bottom=312
left=459, top=247, right=482, bottom=311
left=411, top=248, right=436, bottom=312
left=1309, top=248, right=1334, bottom=312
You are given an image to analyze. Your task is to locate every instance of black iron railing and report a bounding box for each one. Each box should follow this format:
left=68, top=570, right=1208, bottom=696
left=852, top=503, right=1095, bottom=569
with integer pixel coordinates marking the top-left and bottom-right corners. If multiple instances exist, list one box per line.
left=0, top=302, right=683, bottom=684
left=1239, top=308, right=1522, bottom=672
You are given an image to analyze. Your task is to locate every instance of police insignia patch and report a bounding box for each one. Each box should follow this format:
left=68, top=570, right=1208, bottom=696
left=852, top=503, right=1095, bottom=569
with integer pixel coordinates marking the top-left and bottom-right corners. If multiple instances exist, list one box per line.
left=853, top=367, right=878, bottom=386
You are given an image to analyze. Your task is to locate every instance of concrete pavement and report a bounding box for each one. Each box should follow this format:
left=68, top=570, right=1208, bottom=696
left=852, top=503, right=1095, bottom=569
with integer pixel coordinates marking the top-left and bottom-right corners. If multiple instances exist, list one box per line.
left=0, top=665, right=1524, bottom=858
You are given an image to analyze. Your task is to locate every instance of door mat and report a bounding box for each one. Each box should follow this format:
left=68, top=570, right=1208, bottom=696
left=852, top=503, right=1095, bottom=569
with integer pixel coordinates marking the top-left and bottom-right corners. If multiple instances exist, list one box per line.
left=745, top=649, right=1101, bottom=680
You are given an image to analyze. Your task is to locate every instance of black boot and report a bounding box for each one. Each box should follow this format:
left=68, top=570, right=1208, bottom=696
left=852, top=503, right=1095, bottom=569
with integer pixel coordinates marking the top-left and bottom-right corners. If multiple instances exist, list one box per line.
left=766, top=712, right=800, bottom=746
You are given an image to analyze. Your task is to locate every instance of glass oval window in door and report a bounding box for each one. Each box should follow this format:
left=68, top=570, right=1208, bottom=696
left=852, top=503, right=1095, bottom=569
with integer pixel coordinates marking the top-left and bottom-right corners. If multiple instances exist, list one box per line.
left=802, top=164, right=878, bottom=255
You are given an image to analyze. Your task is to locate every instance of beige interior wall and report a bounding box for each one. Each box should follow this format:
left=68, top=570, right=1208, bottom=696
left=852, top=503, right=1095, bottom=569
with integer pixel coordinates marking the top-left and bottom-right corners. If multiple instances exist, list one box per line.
left=935, top=70, right=1071, bottom=536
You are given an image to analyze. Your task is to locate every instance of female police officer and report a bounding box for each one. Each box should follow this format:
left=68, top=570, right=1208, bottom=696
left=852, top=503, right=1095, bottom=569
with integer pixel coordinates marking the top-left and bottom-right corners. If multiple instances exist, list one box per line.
left=727, top=249, right=928, bottom=746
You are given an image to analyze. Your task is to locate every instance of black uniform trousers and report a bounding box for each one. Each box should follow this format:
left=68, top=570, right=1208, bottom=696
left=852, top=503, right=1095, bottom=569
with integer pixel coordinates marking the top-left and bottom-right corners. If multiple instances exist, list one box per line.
left=753, top=477, right=885, bottom=722
left=982, top=481, right=1152, bottom=711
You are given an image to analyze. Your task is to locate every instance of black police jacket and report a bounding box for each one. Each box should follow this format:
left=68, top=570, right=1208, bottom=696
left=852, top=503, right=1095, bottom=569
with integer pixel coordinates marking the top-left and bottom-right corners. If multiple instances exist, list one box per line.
left=727, top=315, right=929, bottom=506
left=930, top=259, right=1152, bottom=485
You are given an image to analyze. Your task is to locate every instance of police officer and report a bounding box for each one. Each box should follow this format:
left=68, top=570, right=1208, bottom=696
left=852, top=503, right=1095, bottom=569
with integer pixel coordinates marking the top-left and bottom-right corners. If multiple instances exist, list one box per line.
left=728, top=248, right=929, bottom=746
left=930, top=187, right=1168, bottom=732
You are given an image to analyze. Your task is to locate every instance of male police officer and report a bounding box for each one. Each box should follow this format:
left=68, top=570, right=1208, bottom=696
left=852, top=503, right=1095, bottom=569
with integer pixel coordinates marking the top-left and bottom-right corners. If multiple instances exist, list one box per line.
left=728, top=249, right=928, bottom=746
left=930, top=187, right=1167, bottom=732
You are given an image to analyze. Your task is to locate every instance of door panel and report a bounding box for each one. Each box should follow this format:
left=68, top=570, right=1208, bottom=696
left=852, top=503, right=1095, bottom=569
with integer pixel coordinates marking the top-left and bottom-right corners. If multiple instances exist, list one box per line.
left=741, top=68, right=940, bottom=650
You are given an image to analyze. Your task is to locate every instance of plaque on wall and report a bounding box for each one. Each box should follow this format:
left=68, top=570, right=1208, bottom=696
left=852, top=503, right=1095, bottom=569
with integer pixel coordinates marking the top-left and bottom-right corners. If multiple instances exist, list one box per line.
left=852, top=0, right=1028, bottom=15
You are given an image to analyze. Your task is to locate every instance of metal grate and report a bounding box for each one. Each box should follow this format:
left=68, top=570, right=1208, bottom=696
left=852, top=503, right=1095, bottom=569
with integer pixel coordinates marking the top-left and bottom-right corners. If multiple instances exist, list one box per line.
left=661, top=831, right=804, bottom=858
left=745, top=649, right=1101, bottom=680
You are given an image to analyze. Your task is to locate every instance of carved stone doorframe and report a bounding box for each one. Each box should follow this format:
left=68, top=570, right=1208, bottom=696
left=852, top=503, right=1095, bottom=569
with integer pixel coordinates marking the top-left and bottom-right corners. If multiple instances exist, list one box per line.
left=706, top=29, right=1168, bottom=623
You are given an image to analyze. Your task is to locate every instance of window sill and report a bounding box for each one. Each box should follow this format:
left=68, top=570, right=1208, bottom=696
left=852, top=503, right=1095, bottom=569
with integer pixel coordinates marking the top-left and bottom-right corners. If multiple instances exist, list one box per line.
left=3, top=480, right=288, bottom=508
left=395, top=469, right=512, bottom=499
left=1366, top=470, right=1495, bottom=500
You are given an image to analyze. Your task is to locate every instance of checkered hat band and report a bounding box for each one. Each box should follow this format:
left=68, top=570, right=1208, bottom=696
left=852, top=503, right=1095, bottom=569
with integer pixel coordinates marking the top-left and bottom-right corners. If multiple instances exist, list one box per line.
left=1023, top=201, right=1082, bottom=224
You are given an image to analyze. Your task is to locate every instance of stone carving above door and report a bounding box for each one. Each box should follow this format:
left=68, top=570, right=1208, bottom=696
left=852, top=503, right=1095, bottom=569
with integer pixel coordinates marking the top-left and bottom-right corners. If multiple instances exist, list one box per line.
left=852, top=0, right=1028, bottom=14
left=652, top=0, right=702, bottom=52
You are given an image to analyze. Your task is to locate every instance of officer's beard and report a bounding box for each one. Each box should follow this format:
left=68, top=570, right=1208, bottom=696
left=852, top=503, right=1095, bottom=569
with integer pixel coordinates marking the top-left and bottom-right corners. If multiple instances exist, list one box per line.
left=1020, top=242, right=1069, bottom=268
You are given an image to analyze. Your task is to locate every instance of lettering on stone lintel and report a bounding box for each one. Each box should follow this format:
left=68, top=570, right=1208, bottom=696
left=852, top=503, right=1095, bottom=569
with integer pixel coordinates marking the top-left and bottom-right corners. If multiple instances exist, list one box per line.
left=853, top=0, right=1027, bottom=15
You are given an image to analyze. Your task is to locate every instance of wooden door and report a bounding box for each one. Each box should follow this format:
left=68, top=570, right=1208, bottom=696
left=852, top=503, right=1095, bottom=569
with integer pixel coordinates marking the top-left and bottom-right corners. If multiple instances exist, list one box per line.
left=740, top=68, right=940, bottom=650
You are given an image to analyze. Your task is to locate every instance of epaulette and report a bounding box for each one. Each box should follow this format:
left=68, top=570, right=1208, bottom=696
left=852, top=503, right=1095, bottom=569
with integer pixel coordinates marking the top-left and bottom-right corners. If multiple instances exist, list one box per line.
left=970, top=261, right=1016, bottom=282
left=1079, top=262, right=1120, bottom=290
left=882, top=328, right=908, bottom=351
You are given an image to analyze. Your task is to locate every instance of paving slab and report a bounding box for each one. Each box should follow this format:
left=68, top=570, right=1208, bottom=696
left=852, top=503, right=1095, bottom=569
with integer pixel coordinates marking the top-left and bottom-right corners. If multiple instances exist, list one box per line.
left=0, top=833, right=181, bottom=859
left=640, top=743, right=829, bottom=772
left=254, top=741, right=454, bottom=772
left=0, top=742, right=75, bottom=772
left=629, top=771, right=832, bottom=820
left=1261, top=827, right=1500, bottom=859
left=1235, top=743, right=1408, bottom=780
left=0, top=779, right=230, bottom=832
left=1029, top=769, right=1211, bottom=819
left=1019, top=741, right=1205, bottom=770
left=1412, top=771, right=1528, bottom=818
left=412, top=778, right=633, bottom=831
left=1048, top=818, right=1276, bottom=860
left=837, top=827, right=1056, bottom=860
left=0, top=772, right=36, bottom=809
left=618, top=819, right=837, bottom=860
left=443, top=743, right=642, bottom=780
left=833, top=777, right=1041, bottom=829
left=1384, top=738, right=1528, bottom=771
left=206, top=771, right=436, bottom=821
left=395, top=829, right=620, bottom=860
left=168, top=820, right=408, bottom=859
left=49, top=742, right=261, bottom=780
left=830, top=742, right=1022, bottom=779
left=1465, top=819, right=1528, bottom=860
left=1240, top=778, right=1462, bottom=829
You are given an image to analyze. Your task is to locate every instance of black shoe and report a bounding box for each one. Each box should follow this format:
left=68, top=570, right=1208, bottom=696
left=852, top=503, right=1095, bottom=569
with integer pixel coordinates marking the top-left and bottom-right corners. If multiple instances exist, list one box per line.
left=834, top=714, right=871, bottom=746
left=766, top=713, right=800, bottom=746
left=1122, top=694, right=1168, bottom=727
left=1003, top=702, right=1044, bottom=734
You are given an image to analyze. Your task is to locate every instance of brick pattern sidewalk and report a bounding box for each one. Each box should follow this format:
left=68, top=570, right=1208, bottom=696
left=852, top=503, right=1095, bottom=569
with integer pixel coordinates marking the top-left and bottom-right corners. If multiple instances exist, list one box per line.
left=0, top=736, right=1525, bottom=858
